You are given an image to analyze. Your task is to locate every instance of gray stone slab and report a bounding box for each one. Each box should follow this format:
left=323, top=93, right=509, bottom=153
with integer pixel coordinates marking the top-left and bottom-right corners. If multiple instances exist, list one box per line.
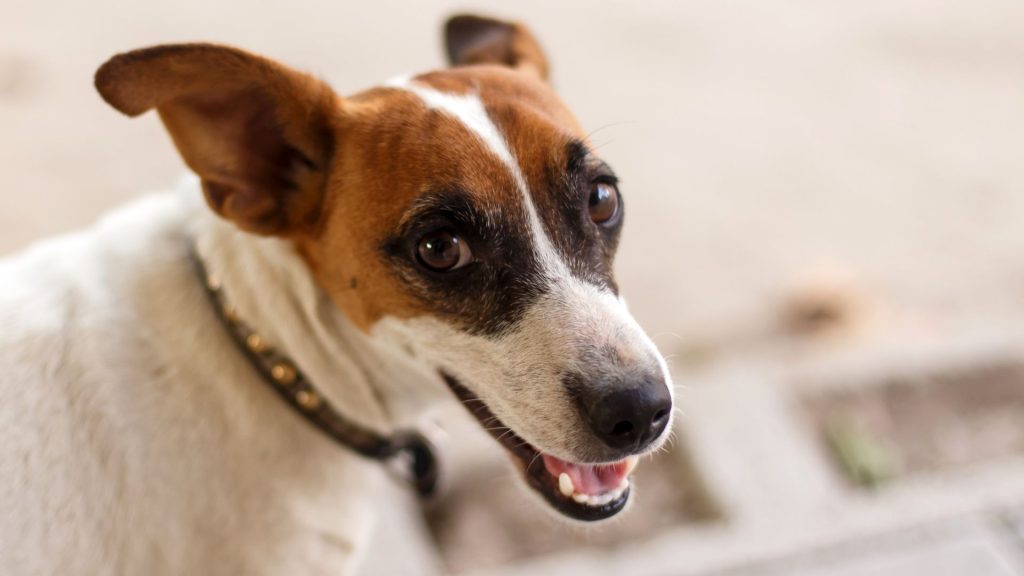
left=1002, top=508, right=1024, bottom=572
left=1007, top=508, right=1024, bottom=543
left=739, top=529, right=1021, bottom=576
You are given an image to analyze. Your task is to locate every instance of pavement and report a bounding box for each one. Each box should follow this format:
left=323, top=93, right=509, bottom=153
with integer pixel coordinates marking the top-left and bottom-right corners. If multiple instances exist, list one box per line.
left=3, top=1, right=1024, bottom=575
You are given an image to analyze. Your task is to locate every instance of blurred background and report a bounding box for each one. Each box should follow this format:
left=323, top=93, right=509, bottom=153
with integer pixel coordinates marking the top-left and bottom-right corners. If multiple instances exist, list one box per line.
left=4, top=1, right=1024, bottom=574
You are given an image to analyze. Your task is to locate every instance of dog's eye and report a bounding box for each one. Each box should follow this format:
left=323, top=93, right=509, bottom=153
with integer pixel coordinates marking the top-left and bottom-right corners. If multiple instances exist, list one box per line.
left=416, top=230, right=472, bottom=272
left=588, top=182, right=620, bottom=224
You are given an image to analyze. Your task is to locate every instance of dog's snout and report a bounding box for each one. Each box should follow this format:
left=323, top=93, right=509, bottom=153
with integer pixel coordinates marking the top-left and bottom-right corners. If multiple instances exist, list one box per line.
left=582, top=377, right=672, bottom=452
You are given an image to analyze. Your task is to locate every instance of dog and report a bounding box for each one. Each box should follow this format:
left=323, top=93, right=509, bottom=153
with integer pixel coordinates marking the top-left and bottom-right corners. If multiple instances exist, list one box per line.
left=0, top=14, right=674, bottom=575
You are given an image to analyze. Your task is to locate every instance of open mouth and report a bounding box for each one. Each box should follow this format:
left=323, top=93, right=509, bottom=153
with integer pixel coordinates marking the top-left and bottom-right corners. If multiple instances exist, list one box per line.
left=443, top=374, right=637, bottom=521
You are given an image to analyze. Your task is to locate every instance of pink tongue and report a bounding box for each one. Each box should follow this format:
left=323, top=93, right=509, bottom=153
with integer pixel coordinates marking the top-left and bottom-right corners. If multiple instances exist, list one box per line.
left=542, top=455, right=630, bottom=495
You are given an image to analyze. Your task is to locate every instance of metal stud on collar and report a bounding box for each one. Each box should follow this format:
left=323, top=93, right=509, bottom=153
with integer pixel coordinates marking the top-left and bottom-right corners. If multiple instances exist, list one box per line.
left=192, top=246, right=439, bottom=498
left=270, top=362, right=297, bottom=385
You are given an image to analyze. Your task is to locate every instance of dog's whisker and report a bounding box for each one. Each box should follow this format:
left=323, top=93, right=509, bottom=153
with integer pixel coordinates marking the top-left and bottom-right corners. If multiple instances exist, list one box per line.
left=526, top=450, right=544, bottom=472
left=584, top=120, right=636, bottom=142
left=509, top=440, right=534, bottom=451
left=493, top=429, right=517, bottom=442
left=651, top=331, right=685, bottom=344
left=588, top=140, right=616, bottom=152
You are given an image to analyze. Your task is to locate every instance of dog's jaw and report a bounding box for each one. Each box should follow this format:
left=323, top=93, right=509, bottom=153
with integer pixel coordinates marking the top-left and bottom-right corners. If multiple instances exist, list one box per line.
left=370, top=276, right=674, bottom=522
left=442, top=372, right=640, bottom=522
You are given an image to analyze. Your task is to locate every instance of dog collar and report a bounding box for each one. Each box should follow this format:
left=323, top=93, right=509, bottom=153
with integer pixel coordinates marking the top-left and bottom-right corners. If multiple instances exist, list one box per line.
left=190, top=245, right=439, bottom=498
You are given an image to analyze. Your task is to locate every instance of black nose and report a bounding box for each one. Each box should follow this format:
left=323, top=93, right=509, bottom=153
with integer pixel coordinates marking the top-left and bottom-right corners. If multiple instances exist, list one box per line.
left=583, top=380, right=672, bottom=452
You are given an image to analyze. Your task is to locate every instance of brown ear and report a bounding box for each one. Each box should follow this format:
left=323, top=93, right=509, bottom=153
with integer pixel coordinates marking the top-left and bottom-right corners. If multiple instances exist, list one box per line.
left=444, top=14, right=550, bottom=81
left=95, top=44, right=337, bottom=235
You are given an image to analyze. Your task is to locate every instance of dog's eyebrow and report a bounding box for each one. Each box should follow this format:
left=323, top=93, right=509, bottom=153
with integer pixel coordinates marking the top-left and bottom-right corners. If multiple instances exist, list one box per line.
left=565, top=139, right=616, bottom=180
left=397, top=188, right=488, bottom=233
left=565, top=139, right=591, bottom=174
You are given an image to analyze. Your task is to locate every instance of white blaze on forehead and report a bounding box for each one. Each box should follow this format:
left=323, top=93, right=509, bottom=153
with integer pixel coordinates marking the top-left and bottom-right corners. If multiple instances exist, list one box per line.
left=387, top=78, right=565, bottom=277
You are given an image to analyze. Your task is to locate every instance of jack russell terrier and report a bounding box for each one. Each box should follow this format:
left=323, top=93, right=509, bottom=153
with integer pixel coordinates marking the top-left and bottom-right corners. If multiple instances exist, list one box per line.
left=0, top=14, right=674, bottom=575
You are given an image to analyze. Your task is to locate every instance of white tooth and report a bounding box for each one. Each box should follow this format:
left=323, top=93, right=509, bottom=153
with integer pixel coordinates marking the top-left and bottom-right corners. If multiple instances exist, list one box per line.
left=558, top=473, right=574, bottom=497
left=603, top=485, right=626, bottom=505
left=617, top=478, right=631, bottom=491
left=593, top=493, right=611, bottom=506
left=572, top=492, right=590, bottom=504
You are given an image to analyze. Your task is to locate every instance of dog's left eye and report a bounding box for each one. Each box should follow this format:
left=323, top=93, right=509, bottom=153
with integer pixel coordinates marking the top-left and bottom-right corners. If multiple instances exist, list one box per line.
left=588, top=182, right=620, bottom=224
left=416, top=230, right=473, bottom=272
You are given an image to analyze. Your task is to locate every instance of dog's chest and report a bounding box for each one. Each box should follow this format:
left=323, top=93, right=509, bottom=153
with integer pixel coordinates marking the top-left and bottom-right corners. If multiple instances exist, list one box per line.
left=0, top=192, right=387, bottom=575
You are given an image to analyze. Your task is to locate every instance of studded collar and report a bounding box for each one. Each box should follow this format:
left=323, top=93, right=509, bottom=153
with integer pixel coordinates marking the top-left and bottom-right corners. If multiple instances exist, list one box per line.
left=190, top=244, right=439, bottom=498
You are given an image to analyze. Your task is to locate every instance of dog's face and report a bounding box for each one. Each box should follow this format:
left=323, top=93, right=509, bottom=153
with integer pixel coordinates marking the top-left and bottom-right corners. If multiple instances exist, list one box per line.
left=96, top=15, right=672, bottom=521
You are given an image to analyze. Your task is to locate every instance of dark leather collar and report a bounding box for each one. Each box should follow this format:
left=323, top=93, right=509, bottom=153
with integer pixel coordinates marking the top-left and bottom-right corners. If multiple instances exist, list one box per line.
left=190, top=244, right=438, bottom=498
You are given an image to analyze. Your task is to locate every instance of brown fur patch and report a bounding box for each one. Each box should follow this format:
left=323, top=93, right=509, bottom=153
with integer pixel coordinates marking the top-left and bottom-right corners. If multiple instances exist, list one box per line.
left=445, top=15, right=551, bottom=80
left=96, top=43, right=336, bottom=235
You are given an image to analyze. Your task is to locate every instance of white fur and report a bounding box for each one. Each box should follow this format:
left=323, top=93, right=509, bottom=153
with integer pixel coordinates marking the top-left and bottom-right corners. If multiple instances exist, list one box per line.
left=0, top=177, right=446, bottom=575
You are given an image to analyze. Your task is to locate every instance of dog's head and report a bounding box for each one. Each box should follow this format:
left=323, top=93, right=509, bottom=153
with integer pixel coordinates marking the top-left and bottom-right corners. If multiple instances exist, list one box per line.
left=96, top=14, right=673, bottom=521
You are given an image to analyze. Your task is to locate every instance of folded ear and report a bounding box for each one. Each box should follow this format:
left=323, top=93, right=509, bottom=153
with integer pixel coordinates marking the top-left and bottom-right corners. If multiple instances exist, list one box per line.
left=95, top=44, right=337, bottom=235
left=444, top=14, right=550, bottom=81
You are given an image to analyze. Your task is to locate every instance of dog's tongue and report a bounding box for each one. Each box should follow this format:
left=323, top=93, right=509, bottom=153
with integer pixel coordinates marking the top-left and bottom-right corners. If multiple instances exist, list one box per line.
left=542, top=454, right=637, bottom=495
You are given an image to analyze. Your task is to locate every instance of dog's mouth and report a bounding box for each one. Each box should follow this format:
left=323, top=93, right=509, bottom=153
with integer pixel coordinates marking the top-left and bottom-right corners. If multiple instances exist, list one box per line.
left=443, top=374, right=635, bottom=521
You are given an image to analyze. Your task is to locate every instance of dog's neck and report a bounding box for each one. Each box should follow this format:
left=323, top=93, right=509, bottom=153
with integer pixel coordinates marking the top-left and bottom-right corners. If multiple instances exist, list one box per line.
left=191, top=199, right=448, bottom=435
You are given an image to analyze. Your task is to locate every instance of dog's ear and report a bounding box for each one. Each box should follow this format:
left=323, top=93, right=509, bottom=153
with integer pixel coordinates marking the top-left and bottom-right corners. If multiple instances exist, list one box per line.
left=444, top=14, right=550, bottom=81
left=95, top=44, right=336, bottom=235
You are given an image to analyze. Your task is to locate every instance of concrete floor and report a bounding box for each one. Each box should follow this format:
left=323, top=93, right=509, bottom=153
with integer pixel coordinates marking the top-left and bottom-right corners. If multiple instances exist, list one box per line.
left=4, top=1, right=1024, bottom=574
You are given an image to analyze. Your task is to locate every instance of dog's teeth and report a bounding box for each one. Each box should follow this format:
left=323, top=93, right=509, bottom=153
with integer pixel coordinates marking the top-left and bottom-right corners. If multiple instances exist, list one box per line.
left=567, top=485, right=631, bottom=508
left=561, top=471, right=632, bottom=507
left=558, top=473, right=574, bottom=497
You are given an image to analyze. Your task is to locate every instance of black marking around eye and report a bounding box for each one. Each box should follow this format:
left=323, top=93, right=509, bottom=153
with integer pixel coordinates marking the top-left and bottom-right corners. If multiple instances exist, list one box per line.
left=378, top=137, right=625, bottom=337
left=381, top=188, right=548, bottom=337
left=536, top=139, right=623, bottom=293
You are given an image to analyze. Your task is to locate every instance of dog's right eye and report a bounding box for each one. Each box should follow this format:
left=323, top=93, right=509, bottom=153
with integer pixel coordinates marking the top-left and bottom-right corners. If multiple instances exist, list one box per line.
left=416, top=230, right=473, bottom=272
left=588, top=182, right=620, bottom=224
